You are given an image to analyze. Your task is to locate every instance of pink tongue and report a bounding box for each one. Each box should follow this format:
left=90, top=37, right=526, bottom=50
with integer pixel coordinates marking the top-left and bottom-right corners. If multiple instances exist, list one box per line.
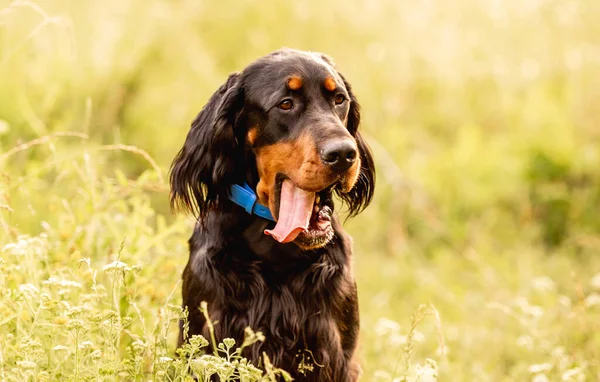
left=264, top=179, right=315, bottom=243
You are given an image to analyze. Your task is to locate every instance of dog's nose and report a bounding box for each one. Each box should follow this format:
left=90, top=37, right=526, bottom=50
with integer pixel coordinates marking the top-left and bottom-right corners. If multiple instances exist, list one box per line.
left=320, top=140, right=358, bottom=173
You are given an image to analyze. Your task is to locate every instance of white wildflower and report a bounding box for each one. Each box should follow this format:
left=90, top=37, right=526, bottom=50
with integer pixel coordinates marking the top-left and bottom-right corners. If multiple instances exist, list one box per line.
left=558, top=295, right=571, bottom=309
left=584, top=293, right=600, bottom=307
left=389, top=334, right=407, bottom=346
left=591, top=273, right=600, bottom=290
left=102, top=260, right=130, bottom=272
left=551, top=346, right=566, bottom=359
left=531, top=276, right=556, bottom=293
left=414, top=360, right=438, bottom=382
left=2, top=243, right=16, bottom=252
left=52, top=345, right=69, bottom=351
left=0, top=119, right=9, bottom=134
left=79, top=258, right=91, bottom=267
left=412, top=329, right=426, bottom=343
left=66, top=306, right=83, bottom=317
left=223, top=338, right=236, bottom=349
left=528, top=305, right=544, bottom=318
left=43, top=276, right=81, bottom=289
left=528, top=363, right=552, bottom=373
left=2, top=241, right=26, bottom=255
left=532, top=374, right=550, bottom=382
left=516, top=335, right=533, bottom=348
left=562, top=367, right=583, bottom=381
left=16, top=360, right=37, bottom=369
left=78, top=341, right=94, bottom=350
left=518, top=299, right=544, bottom=318
left=159, top=356, right=173, bottom=363
left=91, top=350, right=102, bottom=360
left=66, top=319, right=85, bottom=330
left=374, top=317, right=400, bottom=336
left=18, top=283, right=39, bottom=296
left=132, top=340, right=146, bottom=351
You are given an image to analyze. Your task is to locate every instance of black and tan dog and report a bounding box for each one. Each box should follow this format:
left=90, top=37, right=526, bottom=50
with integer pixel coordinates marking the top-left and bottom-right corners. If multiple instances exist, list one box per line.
left=170, top=48, right=375, bottom=381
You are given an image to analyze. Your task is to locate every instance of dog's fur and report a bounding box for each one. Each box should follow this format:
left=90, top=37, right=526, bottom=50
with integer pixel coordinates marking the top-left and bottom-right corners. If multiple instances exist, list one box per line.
left=170, top=48, right=375, bottom=381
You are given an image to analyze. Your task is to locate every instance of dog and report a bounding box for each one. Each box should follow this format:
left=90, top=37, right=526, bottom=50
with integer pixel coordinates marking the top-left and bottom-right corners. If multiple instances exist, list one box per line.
left=170, top=48, right=375, bottom=381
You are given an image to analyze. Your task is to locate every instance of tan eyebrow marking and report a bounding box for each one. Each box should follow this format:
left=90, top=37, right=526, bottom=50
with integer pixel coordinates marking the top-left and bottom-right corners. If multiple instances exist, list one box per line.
left=247, top=127, right=258, bottom=146
left=324, top=77, right=337, bottom=91
left=287, top=76, right=303, bottom=90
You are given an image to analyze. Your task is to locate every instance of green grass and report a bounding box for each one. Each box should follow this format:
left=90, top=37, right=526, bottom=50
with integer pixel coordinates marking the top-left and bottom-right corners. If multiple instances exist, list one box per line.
left=1, top=0, right=600, bottom=380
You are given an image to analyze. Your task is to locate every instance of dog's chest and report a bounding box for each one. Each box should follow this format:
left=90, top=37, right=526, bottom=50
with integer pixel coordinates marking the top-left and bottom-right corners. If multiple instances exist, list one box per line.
left=214, top=266, right=347, bottom=379
left=216, top=259, right=348, bottom=346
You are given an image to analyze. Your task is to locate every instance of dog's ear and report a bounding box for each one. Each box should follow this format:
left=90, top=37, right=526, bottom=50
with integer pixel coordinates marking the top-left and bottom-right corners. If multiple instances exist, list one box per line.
left=336, top=72, right=376, bottom=217
left=170, top=72, right=244, bottom=218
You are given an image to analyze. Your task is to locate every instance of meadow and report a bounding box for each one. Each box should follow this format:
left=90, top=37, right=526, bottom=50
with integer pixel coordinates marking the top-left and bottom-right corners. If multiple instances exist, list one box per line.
left=1, top=0, right=600, bottom=380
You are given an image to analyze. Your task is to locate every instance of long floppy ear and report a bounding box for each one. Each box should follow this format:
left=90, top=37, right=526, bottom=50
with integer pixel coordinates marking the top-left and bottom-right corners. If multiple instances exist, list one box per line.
left=170, top=72, right=244, bottom=218
left=336, top=72, right=376, bottom=217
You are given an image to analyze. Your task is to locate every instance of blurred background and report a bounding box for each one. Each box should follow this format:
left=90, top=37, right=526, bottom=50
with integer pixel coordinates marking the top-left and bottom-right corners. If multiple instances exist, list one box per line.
left=1, top=0, right=600, bottom=380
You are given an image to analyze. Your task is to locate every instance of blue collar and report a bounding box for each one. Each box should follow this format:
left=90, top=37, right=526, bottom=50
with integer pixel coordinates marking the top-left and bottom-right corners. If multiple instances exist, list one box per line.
left=228, top=183, right=275, bottom=221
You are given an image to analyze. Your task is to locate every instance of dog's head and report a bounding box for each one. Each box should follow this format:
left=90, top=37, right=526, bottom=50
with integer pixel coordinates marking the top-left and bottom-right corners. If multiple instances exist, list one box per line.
left=170, top=48, right=375, bottom=250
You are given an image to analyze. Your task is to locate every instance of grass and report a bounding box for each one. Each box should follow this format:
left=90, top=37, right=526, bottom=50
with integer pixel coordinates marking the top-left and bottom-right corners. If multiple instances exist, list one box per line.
left=1, top=0, right=600, bottom=380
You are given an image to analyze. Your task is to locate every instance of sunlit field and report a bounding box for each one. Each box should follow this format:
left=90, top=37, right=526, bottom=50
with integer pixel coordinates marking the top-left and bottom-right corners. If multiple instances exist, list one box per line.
left=2, top=0, right=600, bottom=380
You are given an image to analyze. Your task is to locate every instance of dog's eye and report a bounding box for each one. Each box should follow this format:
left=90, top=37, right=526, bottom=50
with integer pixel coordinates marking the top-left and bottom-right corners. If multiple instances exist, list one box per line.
left=278, top=99, right=294, bottom=110
left=334, top=94, right=346, bottom=105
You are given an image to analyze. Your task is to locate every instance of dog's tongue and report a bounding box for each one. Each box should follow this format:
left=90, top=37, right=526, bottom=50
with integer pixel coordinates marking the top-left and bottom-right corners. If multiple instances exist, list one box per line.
left=265, top=179, right=315, bottom=243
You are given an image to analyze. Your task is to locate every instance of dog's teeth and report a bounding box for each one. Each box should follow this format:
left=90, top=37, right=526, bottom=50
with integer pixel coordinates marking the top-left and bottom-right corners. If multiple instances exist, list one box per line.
left=314, top=205, right=319, bottom=213
left=315, top=195, right=320, bottom=204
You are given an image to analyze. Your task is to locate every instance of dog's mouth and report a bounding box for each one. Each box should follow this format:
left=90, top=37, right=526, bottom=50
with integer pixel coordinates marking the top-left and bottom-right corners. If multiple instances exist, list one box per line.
left=264, top=175, right=334, bottom=249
